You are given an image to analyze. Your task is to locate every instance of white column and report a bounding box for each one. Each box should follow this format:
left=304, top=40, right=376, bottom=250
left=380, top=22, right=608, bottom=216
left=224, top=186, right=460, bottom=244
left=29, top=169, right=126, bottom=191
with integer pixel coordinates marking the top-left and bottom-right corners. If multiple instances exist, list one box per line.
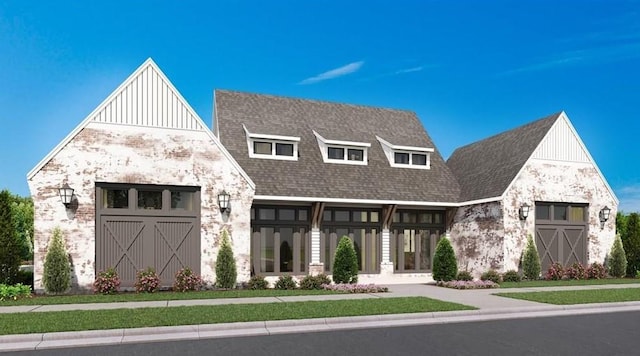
left=309, top=227, right=324, bottom=275
left=380, top=228, right=394, bottom=275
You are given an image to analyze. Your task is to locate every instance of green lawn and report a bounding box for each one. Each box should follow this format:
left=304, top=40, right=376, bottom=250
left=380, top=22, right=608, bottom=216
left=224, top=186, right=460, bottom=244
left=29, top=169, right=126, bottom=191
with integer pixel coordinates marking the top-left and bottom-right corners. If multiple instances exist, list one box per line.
left=496, top=287, right=640, bottom=305
left=0, top=297, right=475, bottom=335
left=499, top=278, right=640, bottom=288
left=0, top=289, right=344, bottom=306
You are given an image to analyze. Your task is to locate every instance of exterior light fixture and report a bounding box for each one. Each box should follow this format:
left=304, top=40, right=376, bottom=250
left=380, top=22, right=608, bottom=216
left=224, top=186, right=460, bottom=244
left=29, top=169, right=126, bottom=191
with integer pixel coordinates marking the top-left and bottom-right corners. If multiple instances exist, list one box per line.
left=58, top=183, right=74, bottom=208
left=519, top=203, right=530, bottom=220
left=218, top=190, right=230, bottom=213
left=599, top=206, right=611, bottom=223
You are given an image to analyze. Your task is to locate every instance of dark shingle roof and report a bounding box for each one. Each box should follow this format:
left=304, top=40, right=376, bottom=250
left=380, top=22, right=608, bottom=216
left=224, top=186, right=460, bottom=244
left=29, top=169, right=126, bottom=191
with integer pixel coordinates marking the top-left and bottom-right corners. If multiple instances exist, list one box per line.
left=446, top=112, right=561, bottom=202
left=215, top=90, right=460, bottom=203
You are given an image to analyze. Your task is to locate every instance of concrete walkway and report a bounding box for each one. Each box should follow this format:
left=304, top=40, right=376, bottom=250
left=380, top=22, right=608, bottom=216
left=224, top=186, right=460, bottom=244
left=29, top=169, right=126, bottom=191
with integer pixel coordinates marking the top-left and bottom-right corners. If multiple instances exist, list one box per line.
left=3, top=283, right=640, bottom=352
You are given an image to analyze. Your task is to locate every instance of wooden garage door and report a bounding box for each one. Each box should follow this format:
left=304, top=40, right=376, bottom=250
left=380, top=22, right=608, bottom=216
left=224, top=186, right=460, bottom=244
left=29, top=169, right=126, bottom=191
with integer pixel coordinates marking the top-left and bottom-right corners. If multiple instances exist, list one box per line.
left=535, top=203, right=587, bottom=272
left=96, top=185, right=200, bottom=288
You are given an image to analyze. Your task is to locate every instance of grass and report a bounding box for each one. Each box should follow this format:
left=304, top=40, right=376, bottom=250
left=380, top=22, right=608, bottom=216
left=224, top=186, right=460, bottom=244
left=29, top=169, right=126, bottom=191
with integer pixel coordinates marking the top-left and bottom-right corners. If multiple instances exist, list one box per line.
left=0, top=289, right=344, bottom=306
left=0, top=297, right=475, bottom=335
left=499, top=278, right=640, bottom=288
left=496, top=287, right=640, bottom=305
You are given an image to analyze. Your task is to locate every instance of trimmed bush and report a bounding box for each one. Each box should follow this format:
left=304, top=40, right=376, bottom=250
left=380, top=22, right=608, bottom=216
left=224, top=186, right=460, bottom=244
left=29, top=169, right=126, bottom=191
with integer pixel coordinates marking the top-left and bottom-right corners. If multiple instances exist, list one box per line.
left=455, top=270, right=473, bottom=281
left=565, top=263, right=587, bottom=280
left=622, top=213, right=640, bottom=277
left=587, top=262, right=607, bottom=279
left=502, top=269, right=521, bottom=282
left=42, top=228, right=71, bottom=294
left=173, top=267, right=203, bottom=292
left=299, top=274, right=332, bottom=290
left=93, top=267, right=120, bottom=295
left=322, top=283, right=388, bottom=293
left=274, top=275, right=297, bottom=290
left=609, top=233, right=628, bottom=278
left=215, top=229, right=237, bottom=289
left=135, top=267, right=160, bottom=293
left=247, top=275, right=269, bottom=290
left=522, top=234, right=541, bottom=280
left=0, top=190, right=20, bottom=284
left=480, top=269, right=502, bottom=283
left=432, top=238, right=457, bottom=281
left=332, top=236, right=358, bottom=284
left=544, top=262, right=564, bottom=280
left=437, top=280, right=499, bottom=290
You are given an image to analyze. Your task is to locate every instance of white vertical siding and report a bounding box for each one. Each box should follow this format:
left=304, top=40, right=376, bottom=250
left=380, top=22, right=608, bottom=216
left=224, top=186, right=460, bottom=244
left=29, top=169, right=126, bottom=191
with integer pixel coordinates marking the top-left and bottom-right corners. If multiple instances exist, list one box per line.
left=91, top=65, right=204, bottom=131
left=532, top=117, right=589, bottom=162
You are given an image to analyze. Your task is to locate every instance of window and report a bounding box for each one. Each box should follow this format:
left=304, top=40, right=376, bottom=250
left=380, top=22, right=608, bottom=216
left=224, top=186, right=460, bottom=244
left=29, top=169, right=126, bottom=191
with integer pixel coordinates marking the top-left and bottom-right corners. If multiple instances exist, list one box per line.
left=171, top=191, right=194, bottom=211
left=244, top=124, right=300, bottom=161
left=313, top=130, right=370, bottom=165
left=412, top=154, right=427, bottom=166
left=376, top=136, right=434, bottom=169
left=348, top=149, right=364, bottom=161
left=276, top=143, right=294, bottom=156
left=328, top=147, right=344, bottom=160
left=394, top=152, right=410, bottom=164
left=535, top=203, right=587, bottom=222
left=253, top=141, right=272, bottom=155
left=103, top=188, right=128, bottom=209
left=137, top=190, right=162, bottom=210
left=98, top=184, right=199, bottom=214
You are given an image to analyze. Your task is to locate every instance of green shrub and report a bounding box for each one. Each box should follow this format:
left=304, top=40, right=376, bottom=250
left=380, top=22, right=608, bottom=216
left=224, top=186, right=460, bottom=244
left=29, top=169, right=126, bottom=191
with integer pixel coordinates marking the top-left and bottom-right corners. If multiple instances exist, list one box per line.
left=0, top=190, right=20, bottom=284
left=215, top=229, right=237, bottom=289
left=93, top=267, right=120, bottom=294
left=522, top=234, right=541, bottom=280
left=480, top=269, right=502, bottom=283
left=433, top=238, right=457, bottom=281
left=621, top=213, right=640, bottom=277
left=609, top=233, right=628, bottom=278
left=502, top=269, right=521, bottom=282
left=135, top=267, right=160, bottom=293
left=173, top=267, right=203, bottom=292
left=15, top=270, right=33, bottom=290
left=332, top=236, right=358, bottom=284
left=299, top=274, right=332, bottom=290
left=42, top=227, right=71, bottom=294
left=247, top=275, right=269, bottom=290
left=0, top=283, right=32, bottom=301
left=274, top=275, right=297, bottom=290
left=455, top=270, right=473, bottom=281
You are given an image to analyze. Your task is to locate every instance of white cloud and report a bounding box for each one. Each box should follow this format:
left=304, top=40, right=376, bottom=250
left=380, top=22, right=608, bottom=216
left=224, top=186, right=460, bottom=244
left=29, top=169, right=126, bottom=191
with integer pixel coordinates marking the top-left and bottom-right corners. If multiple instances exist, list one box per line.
left=299, top=61, right=364, bottom=85
left=394, top=66, right=424, bottom=75
left=617, top=184, right=640, bottom=213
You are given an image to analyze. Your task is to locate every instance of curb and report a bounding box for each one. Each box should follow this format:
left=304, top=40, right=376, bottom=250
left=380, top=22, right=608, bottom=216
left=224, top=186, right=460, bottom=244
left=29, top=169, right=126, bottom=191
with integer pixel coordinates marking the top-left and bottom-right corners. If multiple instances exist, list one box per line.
left=3, top=302, right=640, bottom=352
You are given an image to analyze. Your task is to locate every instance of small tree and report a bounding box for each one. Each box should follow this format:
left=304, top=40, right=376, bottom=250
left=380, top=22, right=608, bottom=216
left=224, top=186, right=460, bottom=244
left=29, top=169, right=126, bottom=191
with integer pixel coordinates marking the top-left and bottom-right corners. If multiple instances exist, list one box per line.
left=332, top=236, right=358, bottom=284
left=0, top=190, right=21, bottom=284
left=522, top=234, right=541, bottom=280
left=609, top=233, right=627, bottom=278
left=42, top=227, right=71, bottom=294
left=215, top=229, right=237, bottom=289
left=622, top=213, right=640, bottom=277
left=433, top=238, right=457, bottom=281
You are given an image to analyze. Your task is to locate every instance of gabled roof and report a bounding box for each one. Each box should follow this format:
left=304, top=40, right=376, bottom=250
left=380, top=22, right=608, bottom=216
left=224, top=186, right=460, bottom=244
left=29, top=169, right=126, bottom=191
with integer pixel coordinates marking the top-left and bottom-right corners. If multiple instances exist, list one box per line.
left=28, top=59, right=254, bottom=189
left=214, top=90, right=460, bottom=204
left=447, top=112, right=561, bottom=203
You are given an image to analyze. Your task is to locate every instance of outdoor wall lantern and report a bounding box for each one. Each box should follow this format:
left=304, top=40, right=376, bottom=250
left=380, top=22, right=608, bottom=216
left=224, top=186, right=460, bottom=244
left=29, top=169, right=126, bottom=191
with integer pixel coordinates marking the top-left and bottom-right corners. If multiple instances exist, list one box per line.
left=599, top=206, right=611, bottom=223
left=519, top=203, right=530, bottom=220
left=58, top=183, right=74, bottom=208
left=218, top=190, right=230, bottom=213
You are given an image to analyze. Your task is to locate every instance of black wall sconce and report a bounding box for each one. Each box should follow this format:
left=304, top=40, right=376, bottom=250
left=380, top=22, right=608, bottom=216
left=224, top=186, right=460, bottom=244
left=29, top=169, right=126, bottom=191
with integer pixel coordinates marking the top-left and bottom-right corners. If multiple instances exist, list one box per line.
left=519, top=203, right=530, bottom=221
left=599, top=206, right=611, bottom=224
left=58, top=183, right=74, bottom=208
left=218, top=190, right=230, bottom=213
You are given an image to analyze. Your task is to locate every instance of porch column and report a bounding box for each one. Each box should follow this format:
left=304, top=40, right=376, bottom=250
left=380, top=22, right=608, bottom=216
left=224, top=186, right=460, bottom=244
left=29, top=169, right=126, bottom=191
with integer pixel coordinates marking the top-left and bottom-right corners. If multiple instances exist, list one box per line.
left=380, top=204, right=397, bottom=275
left=309, top=202, right=325, bottom=275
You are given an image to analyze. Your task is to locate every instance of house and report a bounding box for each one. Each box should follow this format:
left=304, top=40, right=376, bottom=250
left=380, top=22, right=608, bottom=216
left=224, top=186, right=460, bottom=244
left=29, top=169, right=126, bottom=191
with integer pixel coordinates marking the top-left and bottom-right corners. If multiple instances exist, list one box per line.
left=27, top=59, right=618, bottom=291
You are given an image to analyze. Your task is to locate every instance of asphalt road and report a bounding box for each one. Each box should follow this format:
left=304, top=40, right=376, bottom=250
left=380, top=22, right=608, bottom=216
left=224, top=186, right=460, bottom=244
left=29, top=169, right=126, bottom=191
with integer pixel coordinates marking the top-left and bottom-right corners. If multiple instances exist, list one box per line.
left=7, top=310, right=639, bottom=356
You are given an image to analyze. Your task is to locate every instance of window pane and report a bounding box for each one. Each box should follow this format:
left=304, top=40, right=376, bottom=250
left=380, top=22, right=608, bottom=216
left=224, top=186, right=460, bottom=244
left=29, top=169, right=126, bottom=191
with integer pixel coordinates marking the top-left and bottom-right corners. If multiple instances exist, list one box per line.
left=394, top=152, right=410, bottom=164
left=554, top=206, right=567, bottom=221
left=412, top=153, right=427, bottom=165
left=536, top=205, right=550, bottom=220
left=402, top=212, right=417, bottom=223
left=347, top=149, right=364, bottom=161
left=275, top=143, right=294, bottom=156
left=335, top=210, right=350, bottom=222
left=434, top=213, right=443, bottom=224
left=260, top=227, right=274, bottom=273
left=323, top=210, right=332, bottom=222
left=370, top=211, right=379, bottom=223
left=569, top=206, right=585, bottom=222
left=171, top=191, right=194, bottom=211
left=258, top=208, right=276, bottom=220
left=299, top=229, right=306, bottom=272
left=138, top=190, right=162, bottom=210
left=279, top=228, right=294, bottom=272
left=404, top=230, right=415, bottom=270
left=254, top=141, right=272, bottom=155
left=298, top=209, right=308, bottom=221
left=279, top=209, right=295, bottom=220
left=103, top=189, right=128, bottom=209
left=328, top=147, right=344, bottom=159
left=352, top=211, right=367, bottom=222
left=393, top=212, right=400, bottom=223
left=418, top=213, right=432, bottom=224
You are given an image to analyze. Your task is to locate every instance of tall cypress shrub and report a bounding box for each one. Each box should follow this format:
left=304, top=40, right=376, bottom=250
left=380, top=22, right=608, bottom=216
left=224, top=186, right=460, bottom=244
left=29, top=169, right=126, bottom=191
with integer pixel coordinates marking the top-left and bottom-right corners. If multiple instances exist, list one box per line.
left=43, top=227, right=71, bottom=294
left=333, top=236, right=358, bottom=284
left=0, top=190, right=20, bottom=284
left=609, top=233, right=627, bottom=278
left=522, top=234, right=541, bottom=280
left=433, top=238, right=457, bottom=281
left=622, top=213, right=640, bottom=277
left=215, top=229, right=237, bottom=289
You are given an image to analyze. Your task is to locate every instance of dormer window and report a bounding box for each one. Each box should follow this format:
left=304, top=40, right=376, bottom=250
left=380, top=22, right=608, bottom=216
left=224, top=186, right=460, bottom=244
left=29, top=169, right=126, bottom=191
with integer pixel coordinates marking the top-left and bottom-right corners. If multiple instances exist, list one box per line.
left=377, top=136, right=434, bottom=169
left=244, top=125, right=299, bottom=160
left=313, top=131, right=370, bottom=165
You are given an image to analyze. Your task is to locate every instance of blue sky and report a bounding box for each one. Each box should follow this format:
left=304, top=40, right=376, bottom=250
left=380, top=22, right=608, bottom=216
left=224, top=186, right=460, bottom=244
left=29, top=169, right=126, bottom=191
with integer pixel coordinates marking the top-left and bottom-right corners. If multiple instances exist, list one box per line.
left=1, top=1, right=639, bottom=211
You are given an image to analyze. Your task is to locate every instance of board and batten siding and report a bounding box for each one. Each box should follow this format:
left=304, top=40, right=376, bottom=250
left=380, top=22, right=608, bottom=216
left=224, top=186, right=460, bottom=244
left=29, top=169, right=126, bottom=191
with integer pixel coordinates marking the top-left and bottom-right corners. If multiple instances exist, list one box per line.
left=531, top=116, right=590, bottom=163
